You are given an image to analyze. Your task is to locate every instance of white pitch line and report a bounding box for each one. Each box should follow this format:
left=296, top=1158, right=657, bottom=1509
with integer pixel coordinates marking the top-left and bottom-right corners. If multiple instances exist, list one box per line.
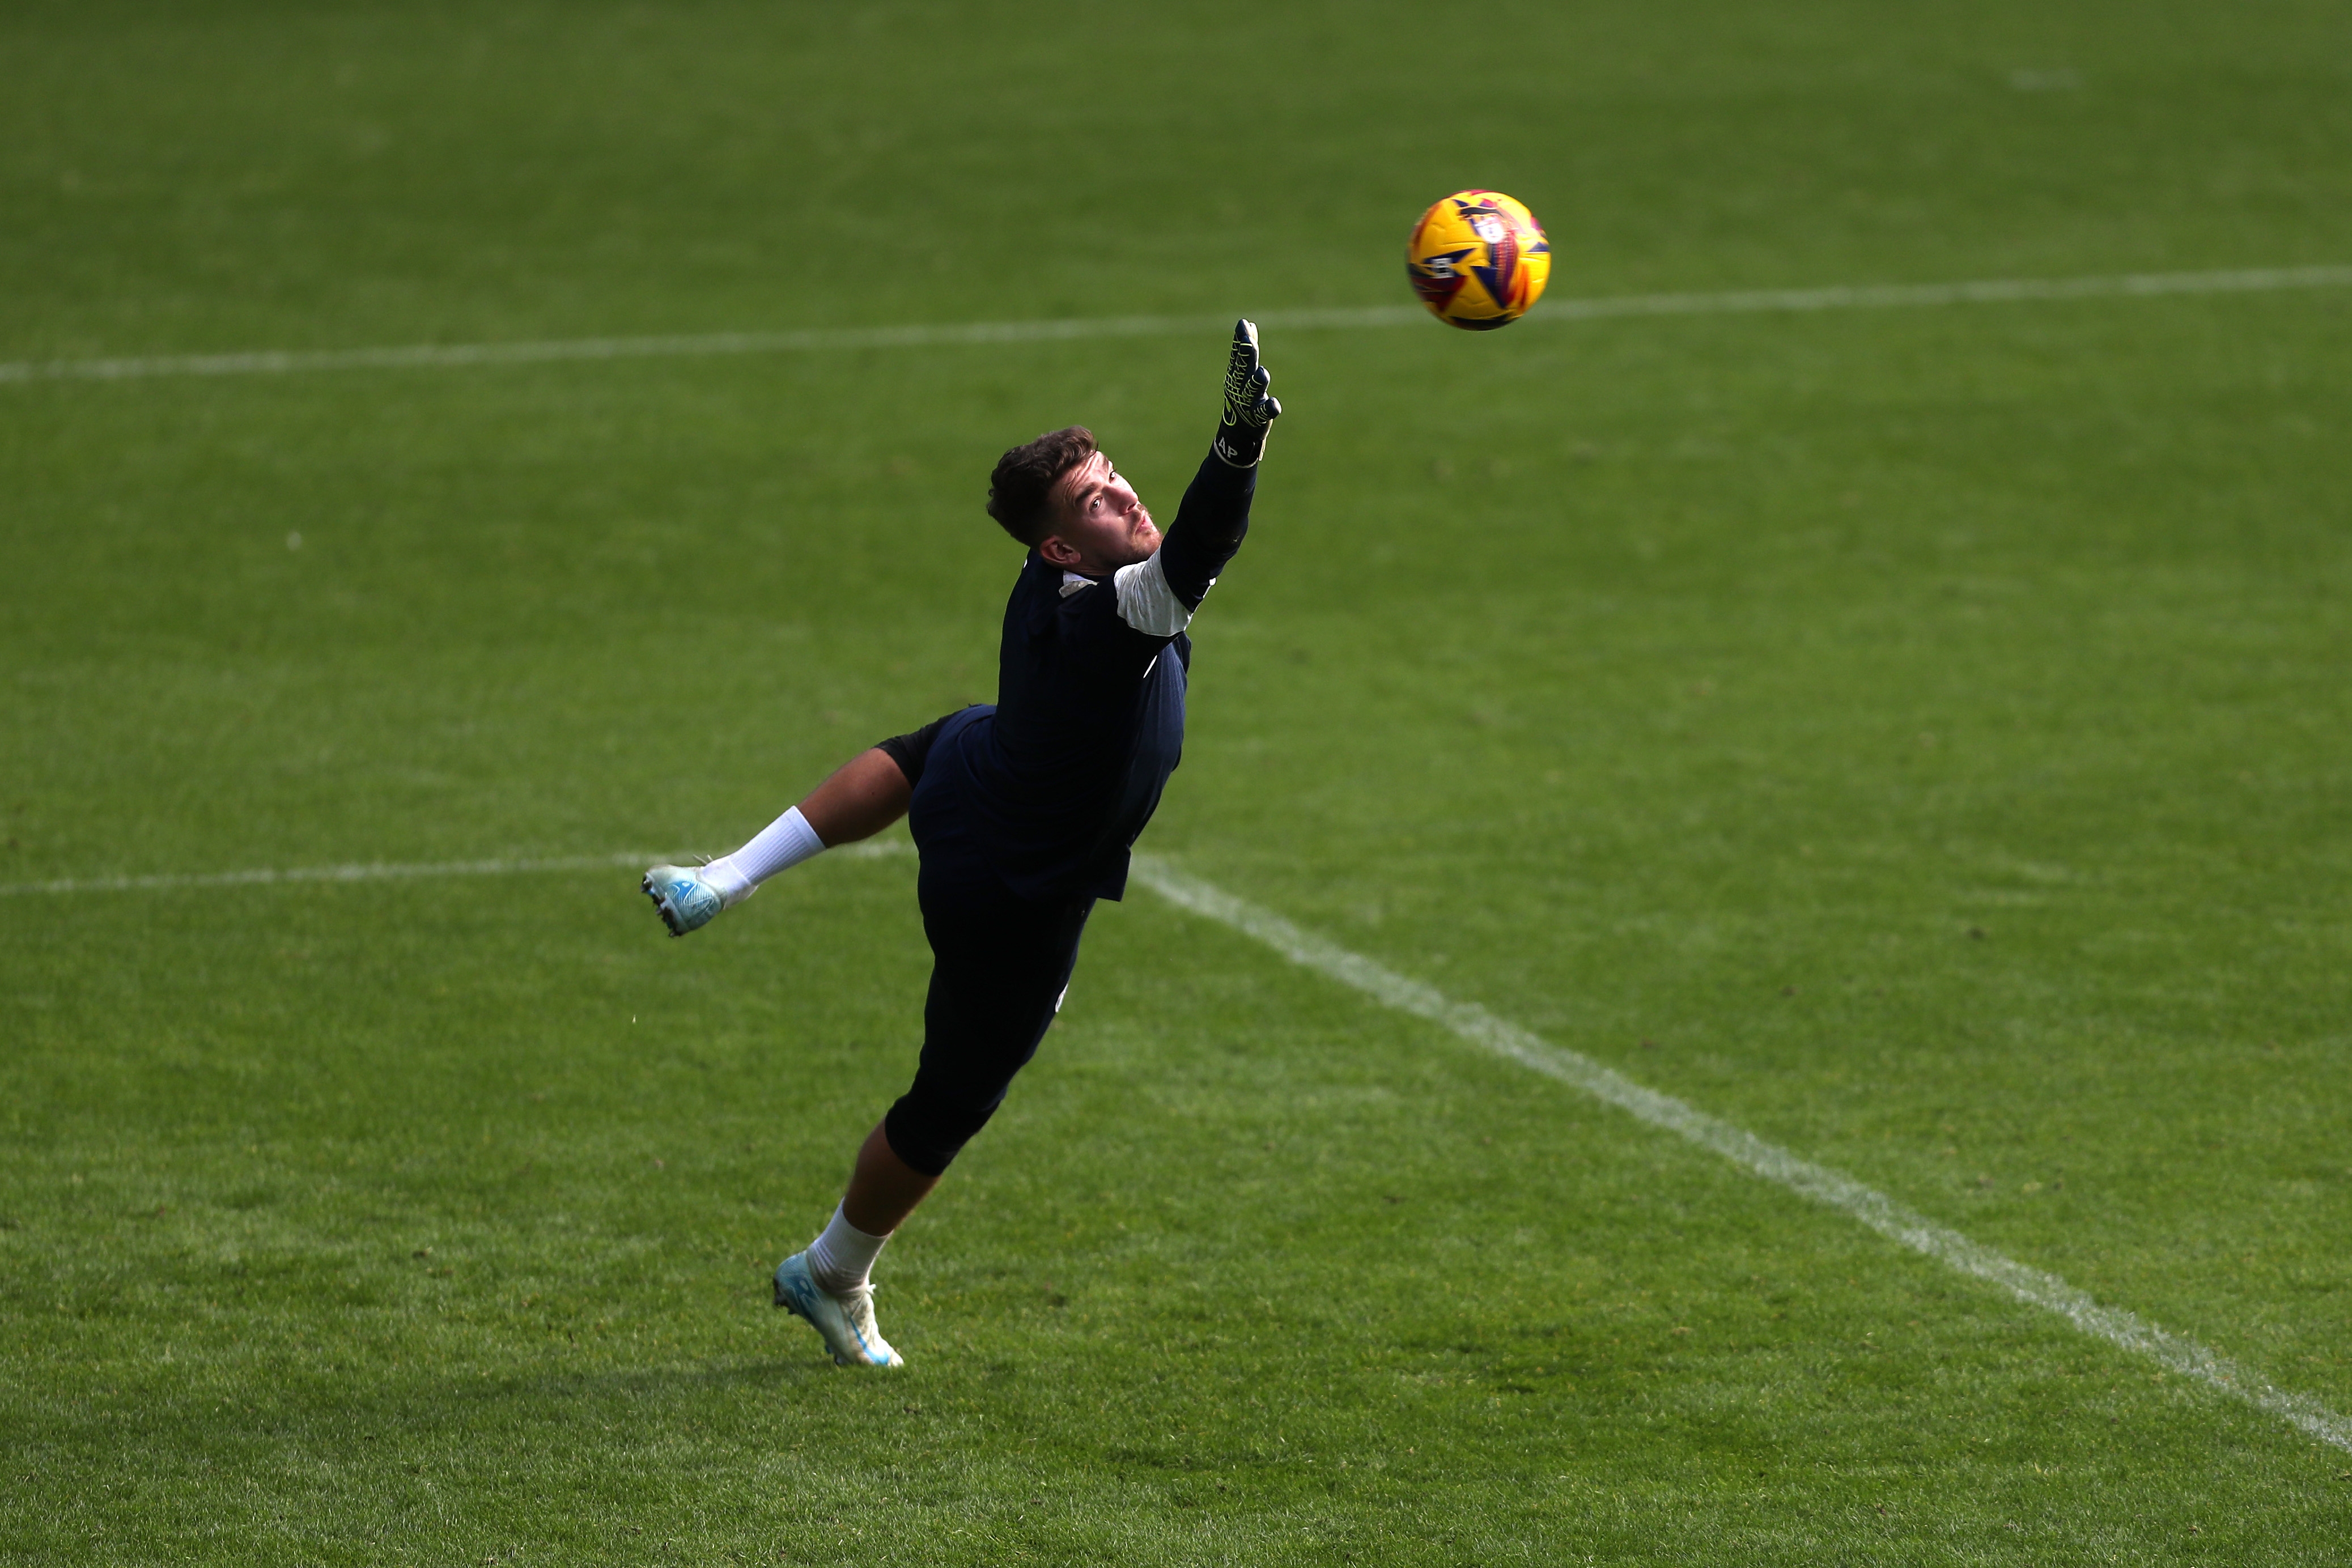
left=5, top=265, right=2347, bottom=385
left=1128, top=854, right=2352, bottom=1455
left=0, top=840, right=907, bottom=898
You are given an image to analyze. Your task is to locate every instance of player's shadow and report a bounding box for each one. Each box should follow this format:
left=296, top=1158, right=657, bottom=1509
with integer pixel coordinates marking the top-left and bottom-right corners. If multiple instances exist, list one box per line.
left=534, top=1357, right=835, bottom=1398
left=222, top=1355, right=861, bottom=1459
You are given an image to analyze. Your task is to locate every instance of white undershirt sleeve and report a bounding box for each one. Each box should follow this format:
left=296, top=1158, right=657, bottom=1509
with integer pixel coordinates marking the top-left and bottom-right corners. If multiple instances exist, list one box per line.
left=1112, top=550, right=1205, bottom=637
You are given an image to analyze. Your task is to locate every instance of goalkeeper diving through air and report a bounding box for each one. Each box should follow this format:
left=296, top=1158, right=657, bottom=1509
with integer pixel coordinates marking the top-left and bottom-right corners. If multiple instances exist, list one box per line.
left=641, top=321, right=1281, bottom=1367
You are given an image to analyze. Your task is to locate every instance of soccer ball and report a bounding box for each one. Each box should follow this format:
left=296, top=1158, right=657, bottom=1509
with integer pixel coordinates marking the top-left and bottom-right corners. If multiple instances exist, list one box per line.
left=1405, top=190, right=1551, bottom=330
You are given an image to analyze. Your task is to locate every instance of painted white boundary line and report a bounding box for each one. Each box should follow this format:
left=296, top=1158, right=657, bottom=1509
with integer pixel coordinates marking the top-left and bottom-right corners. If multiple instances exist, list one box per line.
left=0, top=841, right=906, bottom=897
left=6, top=265, right=2347, bottom=385
left=1128, top=854, right=2352, bottom=1454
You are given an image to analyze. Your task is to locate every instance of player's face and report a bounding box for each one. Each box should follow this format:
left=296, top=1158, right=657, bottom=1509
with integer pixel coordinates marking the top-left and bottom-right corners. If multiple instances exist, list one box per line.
left=1042, top=452, right=1159, bottom=573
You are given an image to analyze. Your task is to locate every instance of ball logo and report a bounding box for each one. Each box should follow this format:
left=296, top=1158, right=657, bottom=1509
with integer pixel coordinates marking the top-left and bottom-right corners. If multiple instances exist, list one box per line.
left=1408, top=244, right=1476, bottom=313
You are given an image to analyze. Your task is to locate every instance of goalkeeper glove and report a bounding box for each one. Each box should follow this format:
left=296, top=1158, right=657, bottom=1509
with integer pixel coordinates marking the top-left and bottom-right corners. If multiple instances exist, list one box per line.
left=1212, top=318, right=1281, bottom=468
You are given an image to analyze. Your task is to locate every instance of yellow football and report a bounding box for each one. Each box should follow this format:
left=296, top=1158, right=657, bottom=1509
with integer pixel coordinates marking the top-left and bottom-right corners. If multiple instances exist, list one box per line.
left=1405, top=190, right=1551, bottom=330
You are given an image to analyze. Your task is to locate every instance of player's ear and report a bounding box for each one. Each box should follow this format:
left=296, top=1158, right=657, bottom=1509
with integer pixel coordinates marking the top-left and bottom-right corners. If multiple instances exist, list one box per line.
left=1037, top=533, right=1081, bottom=568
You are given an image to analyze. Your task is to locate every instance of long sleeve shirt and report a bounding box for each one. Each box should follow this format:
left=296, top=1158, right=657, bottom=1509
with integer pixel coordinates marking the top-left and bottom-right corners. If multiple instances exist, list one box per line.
left=911, top=449, right=1257, bottom=902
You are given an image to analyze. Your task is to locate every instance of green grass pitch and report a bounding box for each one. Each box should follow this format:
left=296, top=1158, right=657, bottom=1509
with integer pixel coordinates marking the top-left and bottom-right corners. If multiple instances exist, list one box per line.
left=5, top=1, right=2351, bottom=1561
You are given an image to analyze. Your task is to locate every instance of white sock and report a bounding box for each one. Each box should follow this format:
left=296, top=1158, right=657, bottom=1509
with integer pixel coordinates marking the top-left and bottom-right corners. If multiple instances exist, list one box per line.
left=805, top=1201, right=890, bottom=1295
left=703, top=805, right=825, bottom=902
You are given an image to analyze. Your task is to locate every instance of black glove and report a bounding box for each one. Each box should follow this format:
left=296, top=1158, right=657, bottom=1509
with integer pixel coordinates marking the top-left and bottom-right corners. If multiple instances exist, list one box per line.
left=1211, top=318, right=1281, bottom=468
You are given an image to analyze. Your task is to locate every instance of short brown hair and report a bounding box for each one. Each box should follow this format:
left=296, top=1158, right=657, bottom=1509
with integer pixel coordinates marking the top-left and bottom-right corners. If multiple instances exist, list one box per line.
left=986, top=426, right=1096, bottom=546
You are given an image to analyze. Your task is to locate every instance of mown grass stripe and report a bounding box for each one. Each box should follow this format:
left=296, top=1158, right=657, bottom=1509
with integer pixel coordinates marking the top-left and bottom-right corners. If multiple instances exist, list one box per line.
left=5, top=265, right=2346, bottom=385
left=1129, top=854, right=2352, bottom=1455
left=11, top=838, right=2345, bottom=1453
left=0, top=841, right=907, bottom=896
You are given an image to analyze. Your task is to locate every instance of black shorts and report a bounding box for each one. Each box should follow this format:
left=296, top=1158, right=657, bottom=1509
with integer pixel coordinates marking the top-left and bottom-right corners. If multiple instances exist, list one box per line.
left=880, top=855, right=1093, bottom=1176
left=876, top=708, right=970, bottom=791
left=873, top=707, right=1093, bottom=1177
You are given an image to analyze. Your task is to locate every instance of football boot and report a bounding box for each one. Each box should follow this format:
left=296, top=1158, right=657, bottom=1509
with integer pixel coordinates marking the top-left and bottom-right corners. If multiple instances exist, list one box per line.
left=640, top=862, right=736, bottom=937
left=772, top=1252, right=904, bottom=1368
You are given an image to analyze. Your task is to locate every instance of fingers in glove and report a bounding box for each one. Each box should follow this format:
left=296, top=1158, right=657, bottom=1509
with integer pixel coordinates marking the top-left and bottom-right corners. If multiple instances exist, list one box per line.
left=1242, top=366, right=1279, bottom=425
left=1224, top=333, right=1263, bottom=407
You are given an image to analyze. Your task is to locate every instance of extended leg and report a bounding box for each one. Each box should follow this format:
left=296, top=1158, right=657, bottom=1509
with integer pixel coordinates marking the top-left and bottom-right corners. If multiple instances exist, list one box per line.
left=770, top=1119, right=941, bottom=1370
left=700, top=746, right=910, bottom=900
left=840, top=1118, right=939, bottom=1235
left=641, top=714, right=948, bottom=938
left=774, top=859, right=1093, bottom=1368
left=796, top=748, right=913, bottom=847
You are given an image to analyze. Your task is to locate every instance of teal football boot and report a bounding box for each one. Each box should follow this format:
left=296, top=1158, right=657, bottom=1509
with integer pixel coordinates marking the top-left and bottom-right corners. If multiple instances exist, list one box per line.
left=640, top=863, right=736, bottom=937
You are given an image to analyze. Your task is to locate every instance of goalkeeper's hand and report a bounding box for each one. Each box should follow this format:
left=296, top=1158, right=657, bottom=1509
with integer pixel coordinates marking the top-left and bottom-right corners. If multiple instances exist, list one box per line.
left=1212, top=318, right=1281, bottom=468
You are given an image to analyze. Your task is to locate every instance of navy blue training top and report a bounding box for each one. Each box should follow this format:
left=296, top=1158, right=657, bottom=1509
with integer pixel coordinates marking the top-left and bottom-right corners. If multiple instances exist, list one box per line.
left=911, top=449, right=1257, bottom=902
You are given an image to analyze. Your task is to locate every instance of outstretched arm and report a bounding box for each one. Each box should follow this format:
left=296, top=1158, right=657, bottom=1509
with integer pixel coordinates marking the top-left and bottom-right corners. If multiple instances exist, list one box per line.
left=1151, top=455, right=1255, bottom=611
left=1112, top=320, right=1281, bottom=632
